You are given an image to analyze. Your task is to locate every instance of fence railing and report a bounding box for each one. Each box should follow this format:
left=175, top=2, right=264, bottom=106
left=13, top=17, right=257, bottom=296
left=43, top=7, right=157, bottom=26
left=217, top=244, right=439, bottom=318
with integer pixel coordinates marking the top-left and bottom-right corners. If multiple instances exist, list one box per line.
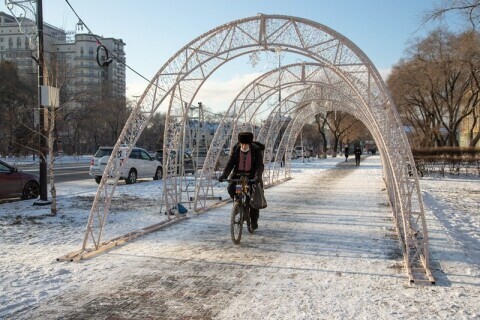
left=412, top=147, right=480, bottom=177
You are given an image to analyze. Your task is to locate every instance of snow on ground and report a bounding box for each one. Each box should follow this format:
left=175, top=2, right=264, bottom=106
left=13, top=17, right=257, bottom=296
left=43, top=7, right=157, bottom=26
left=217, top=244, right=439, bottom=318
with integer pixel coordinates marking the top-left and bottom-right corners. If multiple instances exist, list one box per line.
left=0, top=155, right=479, bottom=319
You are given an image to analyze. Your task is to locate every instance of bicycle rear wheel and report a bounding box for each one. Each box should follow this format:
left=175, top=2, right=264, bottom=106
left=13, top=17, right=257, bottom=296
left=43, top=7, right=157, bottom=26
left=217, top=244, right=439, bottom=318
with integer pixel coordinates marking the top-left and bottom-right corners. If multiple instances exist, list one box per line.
left=231, top=202, right=243, bottom=244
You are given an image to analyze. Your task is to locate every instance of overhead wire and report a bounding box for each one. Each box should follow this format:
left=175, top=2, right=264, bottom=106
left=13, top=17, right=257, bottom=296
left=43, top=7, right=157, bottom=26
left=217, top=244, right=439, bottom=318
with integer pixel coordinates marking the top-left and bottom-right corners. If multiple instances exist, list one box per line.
left=64, top=0, right=153, bottom=85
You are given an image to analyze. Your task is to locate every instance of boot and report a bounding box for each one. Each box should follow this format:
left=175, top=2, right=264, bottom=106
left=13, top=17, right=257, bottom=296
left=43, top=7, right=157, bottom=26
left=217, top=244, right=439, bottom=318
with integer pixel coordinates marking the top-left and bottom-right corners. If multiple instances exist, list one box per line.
left=250, top=208, right=259, bottom=230
left=251, top=218, right=258, bottom=230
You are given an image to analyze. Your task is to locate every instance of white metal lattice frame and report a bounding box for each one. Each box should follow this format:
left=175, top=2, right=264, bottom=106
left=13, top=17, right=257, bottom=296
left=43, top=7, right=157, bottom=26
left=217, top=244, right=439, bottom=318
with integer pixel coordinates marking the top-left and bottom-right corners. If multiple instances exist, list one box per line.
left=81, top=15, right=433, bottom=283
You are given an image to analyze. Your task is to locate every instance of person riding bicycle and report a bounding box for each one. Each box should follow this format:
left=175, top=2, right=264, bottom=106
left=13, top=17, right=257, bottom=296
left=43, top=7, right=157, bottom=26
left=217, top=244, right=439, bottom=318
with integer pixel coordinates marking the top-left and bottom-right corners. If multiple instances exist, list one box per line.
left=219, top=132, right=264, bottom=230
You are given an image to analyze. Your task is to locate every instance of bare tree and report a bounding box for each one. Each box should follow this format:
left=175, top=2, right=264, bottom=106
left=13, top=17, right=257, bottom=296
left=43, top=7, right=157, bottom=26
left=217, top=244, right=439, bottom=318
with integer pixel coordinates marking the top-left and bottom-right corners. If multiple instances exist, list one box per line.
left=342, top=119, right=371, bottom=146
left=42, top=48, right=72, bottom=214
left=136, top=111, right=166, bottom=151
left=387, top=29, right=480, bottom=147
left=317, top=111, right=358, bottom=157
left=387, top=57, right=440, bottom=147
left=0, top=61, right=36, bottom=157
left=79, top=97, right=131, bottom=150
left=424, top=0, right=480, bottom=30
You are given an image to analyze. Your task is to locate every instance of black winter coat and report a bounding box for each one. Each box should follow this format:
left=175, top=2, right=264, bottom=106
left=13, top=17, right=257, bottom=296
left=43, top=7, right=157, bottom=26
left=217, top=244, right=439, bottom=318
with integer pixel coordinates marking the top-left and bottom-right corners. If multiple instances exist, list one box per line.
left=221, top=142, right=264, bottom=181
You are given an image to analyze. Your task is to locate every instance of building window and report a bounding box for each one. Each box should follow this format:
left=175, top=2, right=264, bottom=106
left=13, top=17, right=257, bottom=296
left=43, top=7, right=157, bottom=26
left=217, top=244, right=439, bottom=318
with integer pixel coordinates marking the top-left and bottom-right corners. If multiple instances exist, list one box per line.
left=17, top=37, right=21, bottom=48
left=88, top=47, right=94, bottom=56
left=80, top=47, right=84, bottom=56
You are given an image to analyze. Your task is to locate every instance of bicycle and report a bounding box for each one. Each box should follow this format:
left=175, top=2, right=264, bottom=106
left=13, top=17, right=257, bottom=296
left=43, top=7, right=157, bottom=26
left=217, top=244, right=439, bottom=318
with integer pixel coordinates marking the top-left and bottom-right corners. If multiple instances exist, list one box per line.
left=226, top=176, right=255, bottom=244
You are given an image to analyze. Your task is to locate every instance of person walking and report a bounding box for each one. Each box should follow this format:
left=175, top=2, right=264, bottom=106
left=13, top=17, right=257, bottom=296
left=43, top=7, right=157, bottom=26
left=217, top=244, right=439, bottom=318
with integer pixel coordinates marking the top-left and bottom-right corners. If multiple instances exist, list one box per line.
left=219, top=132, right=265, bottom=230
left=344, top=146, right=349, bottom=162
left=354, top=146, right=362, bottom=166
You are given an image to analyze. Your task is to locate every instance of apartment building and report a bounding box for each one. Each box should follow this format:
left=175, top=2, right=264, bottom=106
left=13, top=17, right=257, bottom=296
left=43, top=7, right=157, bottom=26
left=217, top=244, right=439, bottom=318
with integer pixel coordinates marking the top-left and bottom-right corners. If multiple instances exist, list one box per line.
left=0, top=11, right=126, bottom=102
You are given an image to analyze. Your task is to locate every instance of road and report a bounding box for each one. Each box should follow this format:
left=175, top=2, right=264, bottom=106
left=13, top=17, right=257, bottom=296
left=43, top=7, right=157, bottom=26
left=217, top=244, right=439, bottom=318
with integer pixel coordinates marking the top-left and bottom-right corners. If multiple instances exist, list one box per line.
left=21, top=163, right=91, bottom=183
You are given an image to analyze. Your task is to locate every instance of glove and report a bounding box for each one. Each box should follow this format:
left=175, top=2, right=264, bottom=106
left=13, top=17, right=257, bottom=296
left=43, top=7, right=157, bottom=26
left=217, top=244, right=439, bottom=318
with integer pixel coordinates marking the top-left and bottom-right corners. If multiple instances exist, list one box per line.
left=219, top=176, right=226, bottom=182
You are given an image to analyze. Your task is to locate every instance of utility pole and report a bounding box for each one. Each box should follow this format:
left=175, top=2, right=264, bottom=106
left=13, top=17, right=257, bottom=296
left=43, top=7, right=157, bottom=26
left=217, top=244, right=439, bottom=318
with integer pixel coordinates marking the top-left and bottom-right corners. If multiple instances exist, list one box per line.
left=37, top=0, right=48, bottom=202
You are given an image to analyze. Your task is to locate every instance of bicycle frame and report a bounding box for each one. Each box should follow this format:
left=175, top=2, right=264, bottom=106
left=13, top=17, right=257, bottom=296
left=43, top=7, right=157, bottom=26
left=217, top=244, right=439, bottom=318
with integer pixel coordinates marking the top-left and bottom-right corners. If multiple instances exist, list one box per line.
left=233, top=177, right=249, bottom=203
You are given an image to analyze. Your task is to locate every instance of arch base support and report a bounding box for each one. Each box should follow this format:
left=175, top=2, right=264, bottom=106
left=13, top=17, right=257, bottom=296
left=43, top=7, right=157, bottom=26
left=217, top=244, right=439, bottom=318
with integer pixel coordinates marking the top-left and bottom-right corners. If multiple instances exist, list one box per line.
left=57, top=216, right=188, bottom=262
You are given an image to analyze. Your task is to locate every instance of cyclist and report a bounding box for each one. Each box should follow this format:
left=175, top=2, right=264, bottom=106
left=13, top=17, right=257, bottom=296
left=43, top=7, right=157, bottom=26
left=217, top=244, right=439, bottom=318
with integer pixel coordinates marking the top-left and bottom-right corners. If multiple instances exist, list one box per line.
left=219, top=132, right=264, bottom=230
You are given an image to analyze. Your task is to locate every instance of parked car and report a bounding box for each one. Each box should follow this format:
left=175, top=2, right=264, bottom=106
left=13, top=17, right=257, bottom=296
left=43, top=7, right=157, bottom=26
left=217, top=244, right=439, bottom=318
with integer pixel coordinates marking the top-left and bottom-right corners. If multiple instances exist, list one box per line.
left=154, top=149, right=196, bottom=174
left=190, top=149, right=208, bottom=169
left=190, top=148, right=228, bottom=170
left=89, top=146, right=163, bottom=184
left=0, top=159, right=40, bottom=200
left=295, top=146, right=310, bottom=158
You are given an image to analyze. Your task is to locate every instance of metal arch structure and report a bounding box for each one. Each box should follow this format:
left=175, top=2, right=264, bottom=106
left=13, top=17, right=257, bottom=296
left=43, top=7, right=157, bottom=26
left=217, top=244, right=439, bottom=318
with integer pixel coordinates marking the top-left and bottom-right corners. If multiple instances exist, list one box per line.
left=199, top=65, right=433, bottom=284
left=200, top=63, right=368, bottom=187
left=76, top=15, right=434, bottom=283
left=200, top=63, right=433, bottom=283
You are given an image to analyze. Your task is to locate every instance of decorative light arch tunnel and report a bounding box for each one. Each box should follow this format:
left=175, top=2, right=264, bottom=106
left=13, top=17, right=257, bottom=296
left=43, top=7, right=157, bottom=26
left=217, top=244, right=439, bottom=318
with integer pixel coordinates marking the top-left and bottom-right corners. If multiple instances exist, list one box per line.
left=72, top=14, right=434, bottom=284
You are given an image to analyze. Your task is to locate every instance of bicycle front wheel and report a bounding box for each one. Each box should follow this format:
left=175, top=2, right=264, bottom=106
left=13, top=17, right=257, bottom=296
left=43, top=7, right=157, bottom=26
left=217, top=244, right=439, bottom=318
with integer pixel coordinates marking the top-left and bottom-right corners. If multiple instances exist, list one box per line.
left=231, top=202, right=243, bottom=244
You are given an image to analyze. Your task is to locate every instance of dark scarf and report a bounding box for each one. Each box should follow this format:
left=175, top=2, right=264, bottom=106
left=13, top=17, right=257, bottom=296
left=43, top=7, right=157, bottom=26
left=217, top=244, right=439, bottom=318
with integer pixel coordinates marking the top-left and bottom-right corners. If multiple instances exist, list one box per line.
left=238, top=149, right=252, bottom=171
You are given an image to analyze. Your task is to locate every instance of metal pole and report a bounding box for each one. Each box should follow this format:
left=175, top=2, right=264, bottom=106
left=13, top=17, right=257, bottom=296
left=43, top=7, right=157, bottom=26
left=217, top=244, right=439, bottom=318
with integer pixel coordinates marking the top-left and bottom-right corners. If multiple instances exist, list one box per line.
left=37, top=0, right=48, bottom=201
left=301, top=130, right=304, bottom=163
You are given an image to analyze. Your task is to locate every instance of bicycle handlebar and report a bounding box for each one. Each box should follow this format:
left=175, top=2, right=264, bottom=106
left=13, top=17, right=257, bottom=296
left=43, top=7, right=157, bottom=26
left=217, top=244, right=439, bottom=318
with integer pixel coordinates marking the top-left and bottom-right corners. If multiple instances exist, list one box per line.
left=225, top=178, right=256, bottom=184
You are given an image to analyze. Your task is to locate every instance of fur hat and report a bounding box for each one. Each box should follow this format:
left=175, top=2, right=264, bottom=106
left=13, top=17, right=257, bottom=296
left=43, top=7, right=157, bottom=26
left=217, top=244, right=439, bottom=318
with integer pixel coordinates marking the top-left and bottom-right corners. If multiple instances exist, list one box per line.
left=238, top=132, right=254, bottom=144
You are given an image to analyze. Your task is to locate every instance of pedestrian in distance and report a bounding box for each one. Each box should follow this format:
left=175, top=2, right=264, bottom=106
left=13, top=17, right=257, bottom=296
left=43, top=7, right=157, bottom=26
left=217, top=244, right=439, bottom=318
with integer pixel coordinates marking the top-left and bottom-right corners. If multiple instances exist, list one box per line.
left=219, top=132, right=265, bottom=230
left=344, top=146, right=349, bottom=162
left=354, top=146, right=362, bottom=166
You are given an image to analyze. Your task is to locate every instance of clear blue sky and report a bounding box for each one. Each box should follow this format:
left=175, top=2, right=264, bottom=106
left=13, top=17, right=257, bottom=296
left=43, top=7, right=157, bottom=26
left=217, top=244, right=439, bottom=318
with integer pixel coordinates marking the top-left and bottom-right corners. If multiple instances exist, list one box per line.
left=1, top=0, right=465, bottom=110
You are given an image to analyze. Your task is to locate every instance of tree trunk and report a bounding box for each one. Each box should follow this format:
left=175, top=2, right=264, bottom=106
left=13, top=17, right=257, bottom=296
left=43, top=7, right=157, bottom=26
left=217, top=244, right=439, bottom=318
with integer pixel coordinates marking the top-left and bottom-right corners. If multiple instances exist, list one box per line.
left=322, top=138, right=327, bottom=158
left=47, top=107, right=57, bottom=215
left=314, top=114, right=328, bottom=158
left=332, top=136, right=339, bottom=157
left=470, top=130, right=480, bottom=147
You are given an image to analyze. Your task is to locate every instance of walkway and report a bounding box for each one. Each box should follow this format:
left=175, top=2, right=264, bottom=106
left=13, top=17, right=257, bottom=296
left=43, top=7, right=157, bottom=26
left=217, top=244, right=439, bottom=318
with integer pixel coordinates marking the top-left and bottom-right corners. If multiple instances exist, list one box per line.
left=25, top=156, right=479, bottom=319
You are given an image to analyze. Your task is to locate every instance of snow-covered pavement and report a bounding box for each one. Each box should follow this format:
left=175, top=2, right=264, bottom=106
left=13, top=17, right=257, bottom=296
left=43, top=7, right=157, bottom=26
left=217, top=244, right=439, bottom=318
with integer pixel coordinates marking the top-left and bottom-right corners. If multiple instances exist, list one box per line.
left=1, top=155, right=479, bottom=319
